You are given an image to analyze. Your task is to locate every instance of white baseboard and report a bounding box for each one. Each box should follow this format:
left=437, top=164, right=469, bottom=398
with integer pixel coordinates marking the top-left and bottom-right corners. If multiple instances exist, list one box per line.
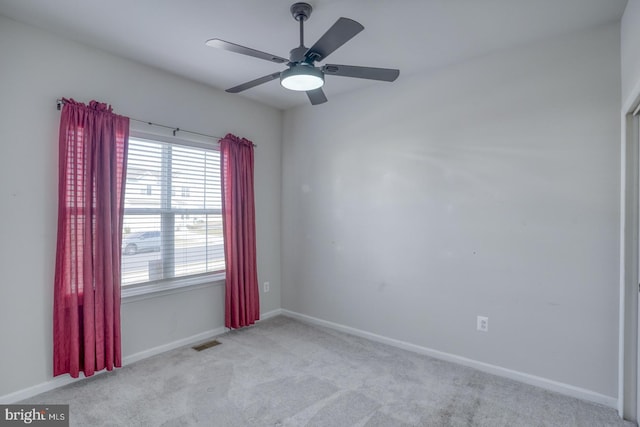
left=261, top=308, right=283, bottom=320
left=0, top=326, right=226, bottom=404
left=281, top=309, right=617, bottom=409
left=0, top=372, right=101, bottom=405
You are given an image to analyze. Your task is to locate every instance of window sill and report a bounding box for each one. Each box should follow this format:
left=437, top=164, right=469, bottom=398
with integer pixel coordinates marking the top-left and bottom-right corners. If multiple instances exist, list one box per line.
left=121, top=272, right=225, bottom=304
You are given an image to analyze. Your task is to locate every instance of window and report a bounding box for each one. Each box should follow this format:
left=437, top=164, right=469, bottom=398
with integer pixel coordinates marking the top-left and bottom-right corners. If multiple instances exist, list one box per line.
left=121, top=135, right=224, bottom=292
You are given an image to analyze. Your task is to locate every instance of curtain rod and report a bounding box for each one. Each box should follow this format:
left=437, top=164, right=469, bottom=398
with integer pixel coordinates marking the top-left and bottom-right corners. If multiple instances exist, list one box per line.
left=55, top=99, right=256, bottom=146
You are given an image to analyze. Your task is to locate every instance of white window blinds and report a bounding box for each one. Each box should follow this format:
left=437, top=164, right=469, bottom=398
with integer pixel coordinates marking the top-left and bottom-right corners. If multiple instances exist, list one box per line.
left=121, top=136, right=224, bottom=287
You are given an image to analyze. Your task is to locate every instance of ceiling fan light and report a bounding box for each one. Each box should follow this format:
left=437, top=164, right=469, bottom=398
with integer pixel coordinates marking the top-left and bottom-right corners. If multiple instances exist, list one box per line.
left=280, top=65, right=324, bottom=91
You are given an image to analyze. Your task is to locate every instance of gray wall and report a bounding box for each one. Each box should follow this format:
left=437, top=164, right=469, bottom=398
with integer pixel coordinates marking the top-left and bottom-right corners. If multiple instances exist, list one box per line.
left=282, top=23, right=621, bottom=399
left=0, top=15, right=282, bottom=399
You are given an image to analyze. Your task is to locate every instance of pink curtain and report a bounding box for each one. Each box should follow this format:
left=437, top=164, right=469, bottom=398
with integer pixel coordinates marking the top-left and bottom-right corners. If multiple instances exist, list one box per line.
left=53, top=99, right=129, bottom=378
left=220, top=133, right=260, bottom=329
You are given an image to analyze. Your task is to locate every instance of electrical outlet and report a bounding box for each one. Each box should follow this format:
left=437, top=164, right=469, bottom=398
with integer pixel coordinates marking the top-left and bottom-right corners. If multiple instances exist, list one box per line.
left=263, top=281, right=270, bottom=293
left=477, top=316, right=488, bottom=332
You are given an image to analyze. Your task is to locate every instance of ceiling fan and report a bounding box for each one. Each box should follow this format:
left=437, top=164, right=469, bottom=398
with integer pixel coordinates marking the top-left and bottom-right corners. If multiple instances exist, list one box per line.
left=205, top=2, right=400, bottom=105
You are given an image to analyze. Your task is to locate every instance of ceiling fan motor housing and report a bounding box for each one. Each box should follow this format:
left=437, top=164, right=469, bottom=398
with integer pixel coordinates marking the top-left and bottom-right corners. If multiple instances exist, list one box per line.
left=290, top=46, right=308, bottom=63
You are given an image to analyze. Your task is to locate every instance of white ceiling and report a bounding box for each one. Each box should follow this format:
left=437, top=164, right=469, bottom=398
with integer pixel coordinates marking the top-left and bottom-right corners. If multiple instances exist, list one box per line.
left=0, top=0, right=628, bottom=110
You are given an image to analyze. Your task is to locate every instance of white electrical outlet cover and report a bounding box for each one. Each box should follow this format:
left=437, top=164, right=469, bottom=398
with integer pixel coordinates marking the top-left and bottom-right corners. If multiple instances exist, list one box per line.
left=477, top=316, right=488, bottom=332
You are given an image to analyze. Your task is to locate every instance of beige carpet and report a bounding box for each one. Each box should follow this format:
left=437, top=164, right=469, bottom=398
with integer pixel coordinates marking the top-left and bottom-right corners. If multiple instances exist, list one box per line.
left=23, top=316, right=633, bottom=426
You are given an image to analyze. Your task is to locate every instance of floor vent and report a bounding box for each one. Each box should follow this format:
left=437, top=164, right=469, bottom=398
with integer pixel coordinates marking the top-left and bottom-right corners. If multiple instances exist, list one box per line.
left=192, top=339, right=221, bottom=352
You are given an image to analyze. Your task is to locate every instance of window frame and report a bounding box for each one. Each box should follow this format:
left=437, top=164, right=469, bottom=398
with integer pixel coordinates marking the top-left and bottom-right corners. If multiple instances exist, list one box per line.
left=121, top=130, right=225, bottom=300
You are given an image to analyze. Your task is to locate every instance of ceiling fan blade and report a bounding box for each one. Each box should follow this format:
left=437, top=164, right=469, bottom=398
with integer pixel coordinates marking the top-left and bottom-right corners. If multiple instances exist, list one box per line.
left=305, top=18, right=364, bottom=62
left=306, top=88, right=328, bottom=105
left=226, top=72, right=282, bottom=93
left=322, top=64, right=400, bottom=82
left=206, top=38, right=288, bottom=64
